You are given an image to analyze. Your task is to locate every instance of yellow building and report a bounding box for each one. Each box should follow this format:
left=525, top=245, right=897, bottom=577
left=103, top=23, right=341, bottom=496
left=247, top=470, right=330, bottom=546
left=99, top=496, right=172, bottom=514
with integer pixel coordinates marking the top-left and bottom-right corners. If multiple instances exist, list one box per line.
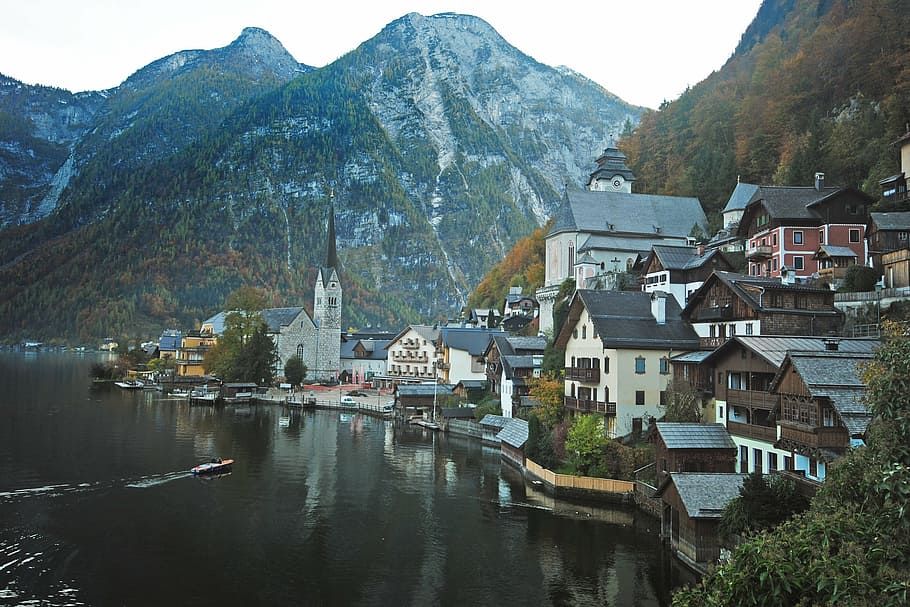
left=175, top=330, right=217, bottom=377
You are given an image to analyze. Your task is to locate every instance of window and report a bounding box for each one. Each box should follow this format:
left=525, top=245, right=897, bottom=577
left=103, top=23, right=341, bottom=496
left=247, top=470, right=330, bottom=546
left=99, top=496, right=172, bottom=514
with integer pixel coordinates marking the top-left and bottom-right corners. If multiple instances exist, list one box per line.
left=581, top=325, right=586, bottom=339
left=718, top=405, right=725, bottom=420
left=635, top=390, right=645, bottom=405
left=568, top=242, right=575, bottom=272
left=793, top=256, right=804, bottom=270
left=793, top=231, right=803, bottom=245
left=572, top=328, right=578, bottom=339
left=809, top=458, right=818, bottom=478
left=754, top=449, right=763, bottom=474
left=818, top=230, right=825, bottom=244
left=659, top=390, right=667, bottom=406
left=635, top=357, right=646, bottom=374
left=772, top=233, right=778, bottom=246
left=745, top=323, right=754, bottom=335
left=740, top=446, right=749, bottom=473
left=604, top=357, right=610, bottom=373
left=849, top=228, right=860, bottom=243
left=768, top=452, right=778, bottom=471
left=900, top=231, right=908, bottom=241
left=659, top=357, right=670, bottom=375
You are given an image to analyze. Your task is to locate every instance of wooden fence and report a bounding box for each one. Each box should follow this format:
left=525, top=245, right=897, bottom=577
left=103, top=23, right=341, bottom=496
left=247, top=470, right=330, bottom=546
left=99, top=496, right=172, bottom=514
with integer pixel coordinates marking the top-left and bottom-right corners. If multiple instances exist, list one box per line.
left=525, top=459, right=635, bottom=494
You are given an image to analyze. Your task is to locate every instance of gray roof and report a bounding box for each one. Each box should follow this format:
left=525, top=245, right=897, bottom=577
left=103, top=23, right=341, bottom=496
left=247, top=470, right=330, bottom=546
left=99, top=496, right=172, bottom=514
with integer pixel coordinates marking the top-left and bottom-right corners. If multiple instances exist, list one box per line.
left=204, top=308, right=308, bottom=335
left=662, top=473, right=748, bottom=519
left=648, top=245, right=727, bottom=271
left=871, top=211, right=910, bottom=231
left=683, top=271, right=841, bottom=319
left=440, top=326, right=502, bottom=356
left=158, top=330, right=182, bottom=351
left=396, top=384, right=455, bottom=398
left=340, top=339, right=391, bottom=361
left=706, top=335, right=879, bottom=368
left=549, top=189, right=707, bottom=239
left=503, top=336, right=547, bottom=353
left=501, top=355, right=540, bottom=380
left=656, top=423, right=736, bottom=450
left=456, top=379, right=487, bottom=389
left=815, top=245, right=858, bottom=259
left=670, top=350, right=714, bottom=364
left=749, top=185, right=840, bottom=221
left=722, top=182, right=760, bottom=214
left=562, top=290, right=700, bottom=350
left=776, top=351, right=873, bottom=436
left=441, top=407, right=476, bottom=419
left=497, top=418, right=529, bottom=448
left=479, top=414, right=509, bottom=429
left=578, top=234, right=688, bottom=255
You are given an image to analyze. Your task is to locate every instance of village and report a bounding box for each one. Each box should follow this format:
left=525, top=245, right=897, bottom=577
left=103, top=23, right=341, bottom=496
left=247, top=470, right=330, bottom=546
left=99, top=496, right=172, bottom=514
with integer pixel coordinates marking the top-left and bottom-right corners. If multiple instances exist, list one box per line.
left=94, top=132, right=910, bottom=575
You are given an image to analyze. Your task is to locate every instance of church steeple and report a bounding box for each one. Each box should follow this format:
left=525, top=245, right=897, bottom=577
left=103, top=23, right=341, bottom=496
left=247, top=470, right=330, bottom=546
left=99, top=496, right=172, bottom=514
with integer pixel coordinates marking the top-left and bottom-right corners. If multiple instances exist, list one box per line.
left=324, top=198, right=338, bottom=271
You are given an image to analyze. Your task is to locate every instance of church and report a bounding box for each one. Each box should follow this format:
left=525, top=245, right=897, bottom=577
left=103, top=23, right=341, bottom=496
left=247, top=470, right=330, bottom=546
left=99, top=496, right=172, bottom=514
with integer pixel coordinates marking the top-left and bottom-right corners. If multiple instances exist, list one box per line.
left=536, top=145, right=708, bottom=334
left=203, top=206, right=342, bottom=382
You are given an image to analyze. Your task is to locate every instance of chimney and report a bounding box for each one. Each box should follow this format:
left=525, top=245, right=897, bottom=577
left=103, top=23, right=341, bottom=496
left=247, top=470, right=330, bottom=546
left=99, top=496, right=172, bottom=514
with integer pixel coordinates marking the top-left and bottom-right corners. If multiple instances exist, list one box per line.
left=814, top=172, right=825, bottom=191
left=651, top=292, right=667, bottom=325
left=696, top=245, right=706, bottom=256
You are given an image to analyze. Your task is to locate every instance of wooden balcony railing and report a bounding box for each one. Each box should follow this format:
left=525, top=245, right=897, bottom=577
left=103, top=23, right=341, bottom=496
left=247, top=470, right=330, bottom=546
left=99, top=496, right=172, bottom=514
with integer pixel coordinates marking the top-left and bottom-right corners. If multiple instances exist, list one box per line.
left=565, top=367, right=600, bottom=382
left=747, top=245, right=773, bottom=259
left=564, top=397, right=616, bottom=416
left=727, top=389, right=778, bottom=410
left=726, top=420, right=777, bottom=442
left=779, top=423, right=848, bottom=450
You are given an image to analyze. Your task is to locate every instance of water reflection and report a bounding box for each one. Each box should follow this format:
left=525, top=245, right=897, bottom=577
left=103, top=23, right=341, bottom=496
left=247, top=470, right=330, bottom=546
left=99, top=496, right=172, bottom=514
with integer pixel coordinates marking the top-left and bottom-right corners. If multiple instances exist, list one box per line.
left=0, top=352, right=688, bottom=606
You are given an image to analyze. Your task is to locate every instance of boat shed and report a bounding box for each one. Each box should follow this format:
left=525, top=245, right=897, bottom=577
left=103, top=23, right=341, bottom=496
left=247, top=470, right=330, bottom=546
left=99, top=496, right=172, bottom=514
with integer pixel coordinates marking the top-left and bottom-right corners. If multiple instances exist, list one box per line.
left=497, top=418, right=529, bottom=467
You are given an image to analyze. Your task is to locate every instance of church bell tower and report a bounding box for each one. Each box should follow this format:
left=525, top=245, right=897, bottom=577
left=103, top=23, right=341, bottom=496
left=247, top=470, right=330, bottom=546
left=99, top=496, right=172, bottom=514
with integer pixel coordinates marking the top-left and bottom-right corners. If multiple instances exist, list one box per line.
left=313, top=201, right=342, bottom=381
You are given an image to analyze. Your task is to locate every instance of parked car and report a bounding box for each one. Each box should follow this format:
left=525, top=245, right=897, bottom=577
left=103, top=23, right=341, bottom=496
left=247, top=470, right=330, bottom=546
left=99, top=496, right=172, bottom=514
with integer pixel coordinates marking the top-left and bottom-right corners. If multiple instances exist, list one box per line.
left=340, top=396, right=357, bottom=406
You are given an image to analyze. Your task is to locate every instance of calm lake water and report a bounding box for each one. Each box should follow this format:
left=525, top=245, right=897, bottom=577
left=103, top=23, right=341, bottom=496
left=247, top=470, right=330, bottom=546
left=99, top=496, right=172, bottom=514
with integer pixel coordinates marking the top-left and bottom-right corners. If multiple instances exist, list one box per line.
left=0, top=352, right=688, bottom=606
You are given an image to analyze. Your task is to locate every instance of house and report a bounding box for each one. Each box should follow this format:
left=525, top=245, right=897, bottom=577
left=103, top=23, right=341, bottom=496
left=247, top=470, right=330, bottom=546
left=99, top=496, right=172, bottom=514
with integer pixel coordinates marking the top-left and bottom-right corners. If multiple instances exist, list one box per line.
left=882, top=248, right=910, bottom=288
left=555, top=290, right=700, bottom=438
left=340, top=335, right=391, bottom=384
left=479, top=414, right=510, bottom=445
left=175, top=329, right=217, bottom=377
left=156, top=329, right=182, bottom=362
left=772, top=349, right=874, bottom=490
left=640, top=245, right=735, bottom=308
left=453, top=379, right=487, bottom=402
left=681, top=271, right=844, bottom=349
left=877, top=129, right=910, bottom=209
left=737, top=175, right=874, bottom=280
left=652, top=422, right=737, bottom=486
left=467, top=308, right=502, bottom=327
left=869, top=211, right=910, bottom=283
left=690, top=335, right=878, bottom=477
left=436, top=326, right=502, bottom=385
left=502, top=286, right=539, bottom=322
left=380, top=325, right=439, bottom=388
left=536, top=144, right=708, bottom=334
left=656, top=473, right=747, bottom=571
left=484, top=334, right=547, bottom=418
left=813, top=244, right=859, bottom=289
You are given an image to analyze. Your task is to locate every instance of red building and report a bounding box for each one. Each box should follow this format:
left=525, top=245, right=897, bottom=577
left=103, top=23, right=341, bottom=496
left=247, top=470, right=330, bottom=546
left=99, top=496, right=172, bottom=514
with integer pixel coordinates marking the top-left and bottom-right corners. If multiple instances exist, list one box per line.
left=738, top=174, right=874, bottom=282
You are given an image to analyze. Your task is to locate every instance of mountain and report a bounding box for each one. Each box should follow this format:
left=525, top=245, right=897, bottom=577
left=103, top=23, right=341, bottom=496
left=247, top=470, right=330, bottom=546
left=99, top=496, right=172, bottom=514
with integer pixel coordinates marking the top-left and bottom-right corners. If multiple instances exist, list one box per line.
left=0, top=14, right=641, bottom=342
left=621, top=0, right=910, bottom=223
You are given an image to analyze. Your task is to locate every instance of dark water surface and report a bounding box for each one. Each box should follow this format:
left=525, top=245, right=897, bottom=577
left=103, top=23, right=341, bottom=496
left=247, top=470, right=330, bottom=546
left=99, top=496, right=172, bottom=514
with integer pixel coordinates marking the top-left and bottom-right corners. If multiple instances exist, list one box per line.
left=0, top=353, right=684, bottom=606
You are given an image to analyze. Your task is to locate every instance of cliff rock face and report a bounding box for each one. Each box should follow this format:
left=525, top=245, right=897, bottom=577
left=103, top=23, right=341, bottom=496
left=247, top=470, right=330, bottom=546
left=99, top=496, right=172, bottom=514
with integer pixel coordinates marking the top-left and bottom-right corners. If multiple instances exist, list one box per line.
left=0, top=15, right=640, bottom=339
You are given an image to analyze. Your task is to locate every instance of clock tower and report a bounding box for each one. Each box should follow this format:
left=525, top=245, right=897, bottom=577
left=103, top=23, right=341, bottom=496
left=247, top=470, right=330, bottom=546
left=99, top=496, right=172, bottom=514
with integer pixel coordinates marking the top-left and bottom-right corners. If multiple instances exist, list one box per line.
left=586, top=142, right=635, bottom=193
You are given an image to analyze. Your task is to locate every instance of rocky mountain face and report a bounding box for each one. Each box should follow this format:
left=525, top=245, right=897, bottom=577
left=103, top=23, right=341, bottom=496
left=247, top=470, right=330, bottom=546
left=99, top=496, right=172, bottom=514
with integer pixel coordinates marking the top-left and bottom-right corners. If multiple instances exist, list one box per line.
left=0, top=14, right=640, bottom=341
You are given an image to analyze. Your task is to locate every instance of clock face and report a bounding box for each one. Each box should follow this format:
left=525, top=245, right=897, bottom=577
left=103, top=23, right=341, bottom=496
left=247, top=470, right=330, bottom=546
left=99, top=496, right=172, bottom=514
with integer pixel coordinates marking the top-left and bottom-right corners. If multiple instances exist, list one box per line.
left=612, top=176, right=624, bottom=189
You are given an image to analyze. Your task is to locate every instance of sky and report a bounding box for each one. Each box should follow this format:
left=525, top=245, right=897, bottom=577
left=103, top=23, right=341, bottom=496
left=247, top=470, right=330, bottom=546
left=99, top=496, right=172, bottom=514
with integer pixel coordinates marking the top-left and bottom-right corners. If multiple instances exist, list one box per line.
left=0, top=0, right=763, bottom=109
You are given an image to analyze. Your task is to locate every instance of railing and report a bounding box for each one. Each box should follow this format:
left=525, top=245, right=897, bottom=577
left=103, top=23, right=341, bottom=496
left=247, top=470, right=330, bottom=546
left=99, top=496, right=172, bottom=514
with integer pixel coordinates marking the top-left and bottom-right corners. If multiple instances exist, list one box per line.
left=727, top=389, right=778, bottom=410
left=700, top=336, right=727, bottom=349
left=747, top=245, right=773, bottom=259
left=391, top=352, right=428, bottom=362
left=698, top=305, right=733, bottom=321
left=726, top=420, right=777, bottom=442
left=779, top=423, right=848, bottom=450
left=526, top=459, right=634, bottom=494
left=564, top=397, right=616, bottom=416
left=565, top=367, right=600, bottom=382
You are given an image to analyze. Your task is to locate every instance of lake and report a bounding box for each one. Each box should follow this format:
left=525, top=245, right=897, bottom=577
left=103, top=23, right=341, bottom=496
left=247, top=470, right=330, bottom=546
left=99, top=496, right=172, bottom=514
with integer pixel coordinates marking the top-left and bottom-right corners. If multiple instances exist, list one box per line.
left=0, top=352, right=688, bottom=606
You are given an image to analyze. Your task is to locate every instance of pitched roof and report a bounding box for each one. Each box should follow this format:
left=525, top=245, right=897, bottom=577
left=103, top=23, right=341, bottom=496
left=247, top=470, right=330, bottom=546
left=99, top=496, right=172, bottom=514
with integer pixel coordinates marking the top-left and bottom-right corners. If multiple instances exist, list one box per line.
left=157, top=330, right=183, bottom=351
left=774, top=351, right=873, bottom=436
left=703, top=335, right=879, bottom=368
left=204, top=308, right=309, bottom=335
left=656, top=423, right=736, bottom=450
left=549, top=189, right=707, bottom=239
left=439, top=326, right=502, bottom=355
left=814, top=245, right=858, bottom=259
left=871, top=211, right=910, bottom=231
left=557, top=290, right=700, bottom=350
left=648, top=245, right=728, bottom=271
left=479, top=414, right=509, bottom=429
left=659, top=473, right=748, bottom=519
left=396, top=384, right=455, bottom=398
left=683, top=271, right=840, bottom=319
left=722, top=182, right=760, bottom=214
left=497, top=418, right=529, bottom=448
left=340, top=339, right=391, bottom=361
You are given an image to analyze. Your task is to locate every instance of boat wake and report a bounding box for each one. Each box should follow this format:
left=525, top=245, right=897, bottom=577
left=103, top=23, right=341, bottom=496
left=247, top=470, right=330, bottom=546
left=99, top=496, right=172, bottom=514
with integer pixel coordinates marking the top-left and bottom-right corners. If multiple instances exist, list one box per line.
left=1, top=471, right=193, bottom=503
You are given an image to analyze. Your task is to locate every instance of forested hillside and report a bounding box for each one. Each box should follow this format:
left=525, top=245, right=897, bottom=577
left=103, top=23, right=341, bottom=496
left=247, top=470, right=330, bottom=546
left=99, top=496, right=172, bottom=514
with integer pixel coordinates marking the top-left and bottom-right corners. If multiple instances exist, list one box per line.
left=468, top=0, right=910, bottom=305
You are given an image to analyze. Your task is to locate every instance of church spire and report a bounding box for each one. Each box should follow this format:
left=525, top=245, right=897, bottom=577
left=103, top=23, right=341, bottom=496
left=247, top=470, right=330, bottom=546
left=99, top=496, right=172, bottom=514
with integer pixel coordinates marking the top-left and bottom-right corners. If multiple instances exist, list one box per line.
left=325, top=193, right=338, bottom=270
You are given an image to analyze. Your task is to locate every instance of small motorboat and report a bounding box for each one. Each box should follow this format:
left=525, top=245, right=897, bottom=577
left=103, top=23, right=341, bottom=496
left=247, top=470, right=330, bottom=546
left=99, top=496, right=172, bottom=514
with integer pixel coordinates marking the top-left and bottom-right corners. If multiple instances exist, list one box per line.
left=191, top=458, right=234, bottom=475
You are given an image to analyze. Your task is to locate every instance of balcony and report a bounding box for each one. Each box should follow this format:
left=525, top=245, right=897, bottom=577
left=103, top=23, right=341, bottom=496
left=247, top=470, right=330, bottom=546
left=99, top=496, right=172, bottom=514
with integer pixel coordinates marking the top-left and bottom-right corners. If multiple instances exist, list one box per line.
left=699, top=336, right=727, bottom=349
left=698, top=305, right=733, bottom=321
left=726, top=420, right=776, bottom=442
left=564, top=397, right=616, bottom=416
left=747, top=245, right=773, bottom=259
left=779, top=423, right=848, bottom=451
left=565, top=367, right=600, bottom=382
left=817, top=266, right=850, bottom=283
left=727, top=389, right=778, bottom=410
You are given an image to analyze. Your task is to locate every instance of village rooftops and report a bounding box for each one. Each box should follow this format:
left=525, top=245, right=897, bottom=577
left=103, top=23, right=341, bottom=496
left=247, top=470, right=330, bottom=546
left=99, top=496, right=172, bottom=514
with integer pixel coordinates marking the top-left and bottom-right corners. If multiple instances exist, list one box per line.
left=700, top=335, right=879, bottom=369
left=656, top=473, right=748, bottom=519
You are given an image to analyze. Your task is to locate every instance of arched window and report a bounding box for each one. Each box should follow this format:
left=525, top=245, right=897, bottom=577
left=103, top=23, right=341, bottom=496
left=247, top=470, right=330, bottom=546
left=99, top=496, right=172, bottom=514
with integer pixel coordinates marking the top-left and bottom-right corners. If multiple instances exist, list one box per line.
left=568, top=242, right=575, bottom=273
left=296, top=344, right=305, bottom=358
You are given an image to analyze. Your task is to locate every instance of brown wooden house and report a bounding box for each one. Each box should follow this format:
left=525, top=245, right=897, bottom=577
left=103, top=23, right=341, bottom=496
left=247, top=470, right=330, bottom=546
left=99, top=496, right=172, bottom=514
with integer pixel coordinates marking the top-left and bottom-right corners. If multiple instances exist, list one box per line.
left=652, top=422, right=737, bottom=486
left=868, top=212, right=910, bottom=268
left=655, top=473, right=747, bottom=571
left=681, top=271, right=844, bottom=348
left=771, top=349, right=873, bottom=489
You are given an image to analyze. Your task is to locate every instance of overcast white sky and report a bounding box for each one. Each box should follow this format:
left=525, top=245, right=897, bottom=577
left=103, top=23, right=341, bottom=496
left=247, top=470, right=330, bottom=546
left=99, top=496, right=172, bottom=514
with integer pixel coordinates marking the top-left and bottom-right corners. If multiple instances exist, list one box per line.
left=0, top=0, right=762, bottom=109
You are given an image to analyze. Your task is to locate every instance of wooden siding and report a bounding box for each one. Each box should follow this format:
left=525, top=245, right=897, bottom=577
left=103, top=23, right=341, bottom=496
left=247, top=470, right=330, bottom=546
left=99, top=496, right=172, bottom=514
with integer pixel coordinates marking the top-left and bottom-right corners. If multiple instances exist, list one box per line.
left=526, top=459, right=634, bottom=494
